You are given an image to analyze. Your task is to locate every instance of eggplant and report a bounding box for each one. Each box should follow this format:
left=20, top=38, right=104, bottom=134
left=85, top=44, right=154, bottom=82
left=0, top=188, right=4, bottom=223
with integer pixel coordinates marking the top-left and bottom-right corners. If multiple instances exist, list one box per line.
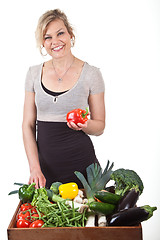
left=116, top=189, right=139, bottom=211
left=107, top=205, right=157, bottom=226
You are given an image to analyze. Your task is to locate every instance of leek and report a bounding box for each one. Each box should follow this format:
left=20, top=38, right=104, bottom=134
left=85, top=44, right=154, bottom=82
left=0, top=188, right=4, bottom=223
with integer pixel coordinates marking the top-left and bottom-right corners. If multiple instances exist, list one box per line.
left=85, top=214, right=96, bottom=227
left=74, top=160, right=114, bottom=203
left=98, top=214, right=107, bottom=227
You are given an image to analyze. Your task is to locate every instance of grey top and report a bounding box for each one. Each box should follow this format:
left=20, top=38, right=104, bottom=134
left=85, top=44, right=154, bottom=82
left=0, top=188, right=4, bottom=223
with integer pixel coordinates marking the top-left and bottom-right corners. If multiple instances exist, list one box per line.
left=25, top=62, right=105, bottom=122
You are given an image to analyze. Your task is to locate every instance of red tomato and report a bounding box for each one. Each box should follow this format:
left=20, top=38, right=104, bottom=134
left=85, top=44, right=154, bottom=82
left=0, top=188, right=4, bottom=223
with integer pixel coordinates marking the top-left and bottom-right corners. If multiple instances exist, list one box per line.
left=31, top=207, right=38, bottom=214
left=29, top=220, right=44, bottom=228
left=16, top=219, right=30, bottom=228
left=31, top=213, right=39, bottom=222
left=20, top=203, right=32, bottom=211
left=17, top=211, right=31, bottom=221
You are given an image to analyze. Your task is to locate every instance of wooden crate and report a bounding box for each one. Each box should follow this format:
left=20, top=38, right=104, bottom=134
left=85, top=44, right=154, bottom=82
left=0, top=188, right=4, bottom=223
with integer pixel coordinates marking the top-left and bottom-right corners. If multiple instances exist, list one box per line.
left=7, top=202, right=143, bottom=240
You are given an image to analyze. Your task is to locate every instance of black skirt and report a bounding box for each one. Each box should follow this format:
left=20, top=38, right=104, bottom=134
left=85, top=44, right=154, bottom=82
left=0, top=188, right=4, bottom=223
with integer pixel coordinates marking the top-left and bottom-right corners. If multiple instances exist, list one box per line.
left=37, top=121, right=99, bottom=188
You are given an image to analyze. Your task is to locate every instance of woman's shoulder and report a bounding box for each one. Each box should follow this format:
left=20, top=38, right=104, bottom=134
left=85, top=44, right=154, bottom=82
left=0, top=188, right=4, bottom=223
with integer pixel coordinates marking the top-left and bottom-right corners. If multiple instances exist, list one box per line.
left=85, top=62, right=101, bottom=74
left=84, top=62, right=104, bottom=94
left=27, top=63, right=43, bottom=80
left=76, top=58, right=100, bottom=73
left=28, top=63, right=43, bottom=72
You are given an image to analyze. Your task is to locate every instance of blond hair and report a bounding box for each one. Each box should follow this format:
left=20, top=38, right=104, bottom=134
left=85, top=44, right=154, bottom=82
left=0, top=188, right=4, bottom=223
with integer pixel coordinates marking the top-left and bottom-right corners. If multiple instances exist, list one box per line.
left=35, top=9, right=75, bottom=54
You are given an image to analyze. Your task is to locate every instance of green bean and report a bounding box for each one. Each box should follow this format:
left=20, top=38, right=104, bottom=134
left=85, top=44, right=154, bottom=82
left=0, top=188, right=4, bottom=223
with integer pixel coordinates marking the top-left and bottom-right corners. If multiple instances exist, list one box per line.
left=69, top=215, right=82, bottom=222
left=72, top=201, right=75, bottom=218
left=57, top=202, right=67, bottom=222
left=61, top=202, right=70, bottom=210
left=36, top=199, right=88, bottom=227
left=82, top=208, right=87, bottom=227
left=41, top=223, right=47, bottom=228
left=65, top=224, right=75, bottom=227
left=31, top=216, right=39, bottom=221
left=36, top=208, right=43, bottom=220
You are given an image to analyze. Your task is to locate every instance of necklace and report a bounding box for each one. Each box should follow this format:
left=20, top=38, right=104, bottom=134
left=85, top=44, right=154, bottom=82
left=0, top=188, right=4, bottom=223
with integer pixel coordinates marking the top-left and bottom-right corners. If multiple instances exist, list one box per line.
left=52, top=57, right=75, bottom=82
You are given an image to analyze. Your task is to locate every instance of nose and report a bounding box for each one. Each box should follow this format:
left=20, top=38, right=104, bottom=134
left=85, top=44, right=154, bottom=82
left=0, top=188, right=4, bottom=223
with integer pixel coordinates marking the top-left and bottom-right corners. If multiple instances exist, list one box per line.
left=51, top=35, right=60, bottom=46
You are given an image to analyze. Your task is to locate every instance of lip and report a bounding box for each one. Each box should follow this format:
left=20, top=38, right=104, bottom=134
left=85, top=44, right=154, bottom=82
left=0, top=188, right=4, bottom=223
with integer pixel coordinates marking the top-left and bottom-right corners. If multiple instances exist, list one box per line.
left=52, top=45, right=64, bottom=52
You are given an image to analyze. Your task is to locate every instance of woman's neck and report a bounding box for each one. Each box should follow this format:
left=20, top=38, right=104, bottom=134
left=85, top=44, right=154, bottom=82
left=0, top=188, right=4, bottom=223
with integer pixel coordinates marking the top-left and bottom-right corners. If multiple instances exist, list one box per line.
left=51, top=53, right=75, bottom=72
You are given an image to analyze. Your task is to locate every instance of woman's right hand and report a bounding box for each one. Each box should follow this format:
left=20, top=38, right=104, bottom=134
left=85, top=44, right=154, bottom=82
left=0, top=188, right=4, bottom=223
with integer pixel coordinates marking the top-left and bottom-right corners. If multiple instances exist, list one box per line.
left=28, top=169, right=46, bottom=189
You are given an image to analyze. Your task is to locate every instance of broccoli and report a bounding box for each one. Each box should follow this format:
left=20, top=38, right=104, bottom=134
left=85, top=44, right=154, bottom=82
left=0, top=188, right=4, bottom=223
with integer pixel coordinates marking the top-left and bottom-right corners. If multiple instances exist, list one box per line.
left=110, top=168, right=144, bottom=196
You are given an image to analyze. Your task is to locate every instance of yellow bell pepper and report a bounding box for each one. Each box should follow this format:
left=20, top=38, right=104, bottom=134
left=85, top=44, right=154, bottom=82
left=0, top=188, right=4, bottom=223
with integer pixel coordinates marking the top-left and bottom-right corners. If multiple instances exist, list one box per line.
left=59, top=182, right=79, bottom=199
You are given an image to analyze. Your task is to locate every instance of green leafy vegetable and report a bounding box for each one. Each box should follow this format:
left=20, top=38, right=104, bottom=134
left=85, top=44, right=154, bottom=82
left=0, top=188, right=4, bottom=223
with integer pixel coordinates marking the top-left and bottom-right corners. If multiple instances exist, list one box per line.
left=74, top=161, right=114, bottom=203
left=111, top=168, right=144, bottom=196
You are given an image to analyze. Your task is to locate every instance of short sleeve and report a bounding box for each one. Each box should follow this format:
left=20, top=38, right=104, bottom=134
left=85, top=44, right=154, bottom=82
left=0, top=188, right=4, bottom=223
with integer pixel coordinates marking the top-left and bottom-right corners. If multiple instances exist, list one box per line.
left=89, top=67, right=105, bottom=95
left=25, top=67, right=35, bottom=92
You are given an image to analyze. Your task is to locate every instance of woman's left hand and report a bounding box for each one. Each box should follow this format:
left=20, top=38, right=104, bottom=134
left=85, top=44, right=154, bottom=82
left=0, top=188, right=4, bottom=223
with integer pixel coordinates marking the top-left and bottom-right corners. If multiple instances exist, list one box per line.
left=67, top=121, right=88, bottom=131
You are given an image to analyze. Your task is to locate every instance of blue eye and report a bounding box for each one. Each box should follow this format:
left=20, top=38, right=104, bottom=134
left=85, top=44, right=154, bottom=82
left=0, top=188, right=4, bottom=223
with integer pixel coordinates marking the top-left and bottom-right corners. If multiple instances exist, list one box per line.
left=57, top=31, right=64, bottom=36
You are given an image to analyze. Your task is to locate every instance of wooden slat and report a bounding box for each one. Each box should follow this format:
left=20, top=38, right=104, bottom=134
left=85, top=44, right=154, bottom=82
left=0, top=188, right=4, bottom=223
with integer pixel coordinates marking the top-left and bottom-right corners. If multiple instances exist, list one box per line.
left=8, top=201, right=21, bottom=228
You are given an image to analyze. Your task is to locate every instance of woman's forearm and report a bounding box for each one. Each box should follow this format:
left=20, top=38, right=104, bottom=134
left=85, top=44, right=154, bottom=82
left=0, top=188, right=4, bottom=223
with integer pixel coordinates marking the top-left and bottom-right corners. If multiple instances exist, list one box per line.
left=22, top=123, right=41, bottom=172
left=82, top=119, right=105, bottom=136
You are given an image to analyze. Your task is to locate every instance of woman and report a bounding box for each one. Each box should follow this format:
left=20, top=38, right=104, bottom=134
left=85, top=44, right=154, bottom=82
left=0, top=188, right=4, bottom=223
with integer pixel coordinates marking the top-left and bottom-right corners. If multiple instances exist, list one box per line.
left=22, top=9, right=105, bottom=189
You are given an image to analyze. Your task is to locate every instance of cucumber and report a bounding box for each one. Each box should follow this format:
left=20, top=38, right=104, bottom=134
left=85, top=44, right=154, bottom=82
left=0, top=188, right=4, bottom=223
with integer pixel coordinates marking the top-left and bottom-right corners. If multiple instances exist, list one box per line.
left=95, top=191, right=121, bottom=205
left=89, top=201, right=115, bottom=216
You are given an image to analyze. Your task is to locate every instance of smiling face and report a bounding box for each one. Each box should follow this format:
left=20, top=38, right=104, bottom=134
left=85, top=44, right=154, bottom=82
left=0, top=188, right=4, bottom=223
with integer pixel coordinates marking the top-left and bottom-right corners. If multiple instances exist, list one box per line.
left=43, top=19, right=72, bottom=59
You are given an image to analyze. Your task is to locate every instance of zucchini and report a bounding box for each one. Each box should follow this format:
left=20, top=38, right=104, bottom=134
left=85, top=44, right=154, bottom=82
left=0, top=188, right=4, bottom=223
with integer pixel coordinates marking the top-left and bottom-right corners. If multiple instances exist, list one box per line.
left=89, top=201, right=115, bottom=216
left=95, top=191, right=121, bottom=205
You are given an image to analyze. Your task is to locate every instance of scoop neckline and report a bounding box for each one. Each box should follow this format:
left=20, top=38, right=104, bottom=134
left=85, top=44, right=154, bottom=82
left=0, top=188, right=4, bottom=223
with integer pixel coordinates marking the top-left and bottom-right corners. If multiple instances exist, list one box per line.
left=39, top=61, right=87, bottom=100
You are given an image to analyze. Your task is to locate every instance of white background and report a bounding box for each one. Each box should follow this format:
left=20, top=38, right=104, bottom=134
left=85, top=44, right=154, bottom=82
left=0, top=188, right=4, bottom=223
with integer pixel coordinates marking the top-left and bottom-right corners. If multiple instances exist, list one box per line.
left=0, top=0, right=160, bottom=239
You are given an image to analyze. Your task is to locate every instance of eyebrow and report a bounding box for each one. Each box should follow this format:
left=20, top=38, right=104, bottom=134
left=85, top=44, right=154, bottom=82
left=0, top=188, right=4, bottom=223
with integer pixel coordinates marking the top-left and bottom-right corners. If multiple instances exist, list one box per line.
left=56, top=28, right=64, bottom=33
left=44, top=34, right=51, bottom=36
